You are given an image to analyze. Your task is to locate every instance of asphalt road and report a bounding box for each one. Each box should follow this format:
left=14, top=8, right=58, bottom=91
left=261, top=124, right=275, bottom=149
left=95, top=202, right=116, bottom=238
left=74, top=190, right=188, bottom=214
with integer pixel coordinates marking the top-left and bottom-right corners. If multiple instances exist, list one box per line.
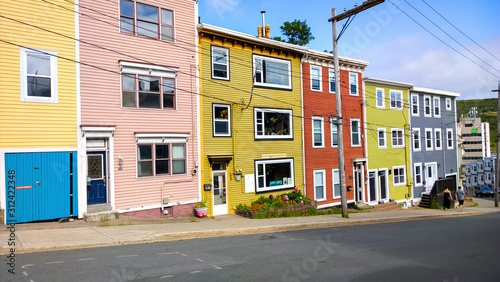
left=2, top=212, right=499, bottom=282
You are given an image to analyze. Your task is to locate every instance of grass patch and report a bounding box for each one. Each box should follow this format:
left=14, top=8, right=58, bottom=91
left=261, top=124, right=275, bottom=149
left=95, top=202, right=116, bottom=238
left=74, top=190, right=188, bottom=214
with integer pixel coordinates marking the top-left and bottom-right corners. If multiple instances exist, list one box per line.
left=252, top=207, right=342, bottom=219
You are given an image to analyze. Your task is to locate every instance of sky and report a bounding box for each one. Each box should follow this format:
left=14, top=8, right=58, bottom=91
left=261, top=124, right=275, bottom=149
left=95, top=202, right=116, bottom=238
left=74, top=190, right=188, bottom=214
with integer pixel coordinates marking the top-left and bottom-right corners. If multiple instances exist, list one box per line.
left=199, top=0, right=500, bottom=100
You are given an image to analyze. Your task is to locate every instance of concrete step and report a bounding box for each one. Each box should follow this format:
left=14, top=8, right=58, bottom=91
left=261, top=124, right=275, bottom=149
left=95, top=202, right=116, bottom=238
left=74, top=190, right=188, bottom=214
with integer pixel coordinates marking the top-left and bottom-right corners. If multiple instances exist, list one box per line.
left=87, top=204, right=112, bottom=214
left=83, top=211, right=119, bottom=222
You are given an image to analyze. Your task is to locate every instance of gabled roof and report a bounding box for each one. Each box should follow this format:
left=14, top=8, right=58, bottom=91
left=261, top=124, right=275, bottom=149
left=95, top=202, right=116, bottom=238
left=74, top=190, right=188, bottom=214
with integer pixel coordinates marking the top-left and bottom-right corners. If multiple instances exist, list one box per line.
left=412, top=86, right=460, bottom=97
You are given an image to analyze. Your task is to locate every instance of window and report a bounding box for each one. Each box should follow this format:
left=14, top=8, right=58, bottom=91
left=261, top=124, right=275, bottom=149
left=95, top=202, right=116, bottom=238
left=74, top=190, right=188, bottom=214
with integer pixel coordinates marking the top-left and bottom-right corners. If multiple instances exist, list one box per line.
left=424, top=95, right=431, bottom=117
left=137, top=143, right=185, bottom=177
left=120, top=0, right=174, bottom=41
left=211, top=46, right=229, bottom=80
left=351, top=119, right=361, bottom=146
left=376, top=88, right=385, bottom=109
left=312, top=117, right=324, bottom=148
left=20, top=47, right=58, bottom=103
left=122, top=74, right=175, bottom=109
left=446, top=97, right=452, bottom=110
left=378, top=128, right=386, bottom=149
left=434, top=128, right=442, bottom=150
left=349, top=73, right=358, bottom=95
left=329, top=69, right=336, bottom=93
left=314, top=169, right=326, bottom=201
left=333, top=168, right=340, bottom=198
left=311, top=66, right=321, bottom=91
left=390, top=90, right=403, bottom=110
left=213, top=104, right=231, bottom=136
left=413, top=128, right=421, bottom=151
left=447, top=128, right=454, bottom=149
left=391, top=128, right=404, bottom=148
left=254, top=108, right=292, bottom=139
left=425, top=128, right=433, bottom=151
left=255, top=159, right=294, bottom=192
left=411, top=94, right=419, bottom=116
left=414, top=163, right=422, bottom=186
left=253, top=55, right=291, bottom=89
left=331, top=118, right=338, bottom=147
left=433, top=96, right=441, bottom=117
left=393, top=166, right=406, bottom=186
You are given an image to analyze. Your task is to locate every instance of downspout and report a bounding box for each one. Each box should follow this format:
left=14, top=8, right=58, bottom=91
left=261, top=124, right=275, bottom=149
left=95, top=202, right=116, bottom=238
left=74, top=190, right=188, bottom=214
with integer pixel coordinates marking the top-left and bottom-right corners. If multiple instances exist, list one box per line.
left=300, top=53, right=306, bottom=196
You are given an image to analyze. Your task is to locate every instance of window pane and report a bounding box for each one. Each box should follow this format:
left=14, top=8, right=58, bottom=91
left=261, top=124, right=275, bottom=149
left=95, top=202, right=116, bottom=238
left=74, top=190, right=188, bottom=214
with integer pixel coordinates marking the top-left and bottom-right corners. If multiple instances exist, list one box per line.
left=214, top=106, right=229, bottom=120
left=264, top=111, right=290, bottom=136
left=138, top=145, right=152, bottom=160
left=315, top=173, right=324, bottom=199
left=156, top=144, right=169, bottom=159
left=123, top=74, right=136, bottom=90
left=313, top=119, right=322, bottom=146
left=161, top=26, right=173, bottom=41
left=163, top=78, right=174, bottom=93
left=138, top=161, right=153, bottom=176
left=172, top=144, right=185, bottom=158
left=333, top=170, right=340, bottom=197
left=213, top=48, right=227, bottom=64
left=329, top=70, right=335, bottom=92
left=213, top=64, right=227, bottom=78
left=137, top=3, right=158, bottom=22
left=215, top=121, right=228, bottom=134
left=161, top=9, right=172, bottom=25
left=264, top=162, right=291, bottom=187
left=163, top=94, right=174, bottom=109
left=139, top=93, right=160, bottom=108
left=139, top=76, right=160, bottom=92
left=379, top=131, right=384, bottom=146
left=172, top=159, right=185, bottom=174
left=122, top=91, right=136, bottom=107
left=27, top=53, right=51, bottom=76
left=156, top=160, right=169, bottom=174
left=350, top=74, right=357, bottom=94
left=137, top=21, right=159, bottom=38
left=120, top=0, right=134, bottom=17
left=27, top=77, right=51, bottom=97
left=332, top=119, right=338, bottom=146
left=263, top=60, right=289, bottom=86
left=311, top=68, right=320, bottom=90
left=120, top=17, right=134, bottom=33
left=377, top=90, right=383, bottom=107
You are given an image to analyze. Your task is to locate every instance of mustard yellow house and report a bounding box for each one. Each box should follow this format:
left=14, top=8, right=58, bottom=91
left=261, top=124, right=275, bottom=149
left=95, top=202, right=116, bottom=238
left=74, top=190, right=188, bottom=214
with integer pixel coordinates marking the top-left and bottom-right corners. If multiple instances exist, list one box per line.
left=198, top=24, right=307, bottom=216
left=364, top=78, right=413, bottom=204
left=0, top=0, right=79, bottom=223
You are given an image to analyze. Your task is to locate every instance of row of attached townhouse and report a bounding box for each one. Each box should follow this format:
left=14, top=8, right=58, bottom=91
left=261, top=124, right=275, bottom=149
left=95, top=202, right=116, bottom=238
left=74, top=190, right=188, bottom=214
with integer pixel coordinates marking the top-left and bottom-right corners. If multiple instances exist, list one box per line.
left=1, top=0, right=461, bottom=224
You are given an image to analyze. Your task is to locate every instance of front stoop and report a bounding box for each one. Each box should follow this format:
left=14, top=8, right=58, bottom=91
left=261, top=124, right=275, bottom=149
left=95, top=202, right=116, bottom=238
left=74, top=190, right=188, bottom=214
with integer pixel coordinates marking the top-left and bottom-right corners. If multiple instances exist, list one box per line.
left=83, top=210, right=119, bottom=222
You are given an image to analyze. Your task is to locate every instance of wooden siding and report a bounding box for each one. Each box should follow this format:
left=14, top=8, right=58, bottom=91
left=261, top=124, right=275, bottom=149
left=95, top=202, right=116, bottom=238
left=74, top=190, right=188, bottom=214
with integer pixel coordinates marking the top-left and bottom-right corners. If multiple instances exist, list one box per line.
left=302, top=62, right=365, bottom=205
left=0, top=0, right=77, bottom=148
left=199, top=35, right=304, bottom=215
left=79, top=0, right=198, bottom=210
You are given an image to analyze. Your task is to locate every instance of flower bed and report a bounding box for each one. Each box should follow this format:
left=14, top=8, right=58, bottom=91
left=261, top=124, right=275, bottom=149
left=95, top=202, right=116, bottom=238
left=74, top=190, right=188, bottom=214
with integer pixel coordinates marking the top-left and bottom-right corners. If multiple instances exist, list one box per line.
left=236, top=200, right=317, bottom=219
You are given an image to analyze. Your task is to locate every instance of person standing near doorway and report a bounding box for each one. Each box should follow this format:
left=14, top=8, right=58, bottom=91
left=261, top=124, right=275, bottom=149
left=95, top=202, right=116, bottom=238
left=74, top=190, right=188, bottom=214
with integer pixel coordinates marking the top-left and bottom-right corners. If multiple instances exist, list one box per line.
left=455, top=186, right=465, bottom=212
left=443, top=187, right=452, bottom=210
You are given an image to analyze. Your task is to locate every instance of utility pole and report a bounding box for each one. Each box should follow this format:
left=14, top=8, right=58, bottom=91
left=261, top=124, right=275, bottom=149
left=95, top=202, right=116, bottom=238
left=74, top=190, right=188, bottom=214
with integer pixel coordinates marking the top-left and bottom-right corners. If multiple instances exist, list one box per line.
left=329, top=0, right=384, bottom=218
left=493, top=81, right=499, bottom=208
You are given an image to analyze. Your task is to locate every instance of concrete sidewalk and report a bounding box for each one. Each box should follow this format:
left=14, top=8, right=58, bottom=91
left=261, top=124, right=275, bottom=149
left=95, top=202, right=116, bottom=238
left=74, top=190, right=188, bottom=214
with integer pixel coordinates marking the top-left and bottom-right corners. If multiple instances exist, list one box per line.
left=1, top=198, right=498, bottom=254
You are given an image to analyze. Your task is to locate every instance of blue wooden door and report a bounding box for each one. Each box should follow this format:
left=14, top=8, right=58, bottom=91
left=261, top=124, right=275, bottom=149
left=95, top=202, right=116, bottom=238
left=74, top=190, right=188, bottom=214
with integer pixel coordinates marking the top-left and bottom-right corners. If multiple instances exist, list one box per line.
left=87, top=152, right=107, bottom=205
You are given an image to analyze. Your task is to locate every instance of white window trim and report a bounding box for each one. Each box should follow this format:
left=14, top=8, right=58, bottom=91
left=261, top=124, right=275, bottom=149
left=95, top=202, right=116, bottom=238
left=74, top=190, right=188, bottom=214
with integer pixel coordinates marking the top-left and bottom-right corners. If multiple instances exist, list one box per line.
left=312, top=116, right=324, bottom=148
left=424, top=95, right=432, bottom=117
left=433, top=96, right=441, bottom=118
left=253, top=54, right=292, bottom=90
left=313, top=169, right=326, bottom=201
left=351, top=118, right=361, bottom=147
left=213, top=104, right=231, bottom=137
left=411, top=94, right=419, bottom=116
left=255, top=158, right=295, bottom=192
left=331, top=118, right=339, bottom=148
left=445, top=97, right=452, bottom=111
left=414, top=163, right=423, bottom=187
left=211, top=46, right=229, bottom=80
left=349, top=72, right=359, bottom=96
left=392, top=165, right=406, bottom=187
left=310, top=65, right=322, bottom=92
left=446, top=128, right=454, bottom=150
left=391, top=128, right=405, bottom=148
left=332, top=168, right=341, bottom=199
left=425, top=128, right=433, bottom=151
left=254, top=108, right=293, bottom=140
left=413, top=128, right=421, bottom=152
left=434, top=128, right=442, bottom=151
left=376, top=88, right=385, bottom=109
left=378, top=128, right=387, bottom=149
left=389, top=90, right=403, bottom=110
left=20, top=47, right=58, bottom=103
left=328, top=68, right=336, bottom=94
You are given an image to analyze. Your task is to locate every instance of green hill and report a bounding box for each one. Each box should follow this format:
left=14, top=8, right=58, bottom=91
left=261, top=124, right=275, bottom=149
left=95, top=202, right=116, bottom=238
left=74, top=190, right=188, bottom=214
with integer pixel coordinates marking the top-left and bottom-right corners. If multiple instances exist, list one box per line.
left=457, top=98, right=497, bottom=153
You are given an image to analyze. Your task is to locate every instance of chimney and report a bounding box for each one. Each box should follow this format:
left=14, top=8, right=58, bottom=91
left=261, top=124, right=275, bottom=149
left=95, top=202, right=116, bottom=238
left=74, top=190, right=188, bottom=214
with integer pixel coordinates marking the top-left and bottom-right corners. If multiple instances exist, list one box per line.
left=257, top=26, right=263, bottom=37
left=265, top=25, right=270, bottom=38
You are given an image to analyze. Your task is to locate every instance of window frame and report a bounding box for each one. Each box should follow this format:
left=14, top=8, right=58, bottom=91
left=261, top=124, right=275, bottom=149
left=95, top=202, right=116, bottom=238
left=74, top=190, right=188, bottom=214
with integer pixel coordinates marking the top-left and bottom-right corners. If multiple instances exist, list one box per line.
left=349, top=72, right=359, bottom=96
left=312, top=116, right=324, bottom=148
left=391, top=128, right=404, bottom=148
left=310, top=65, right=322, bottom=92
left=253, top=54, right=292, bottom=90
left=378, top=128, right=387, bottom=149
left=121, top=73, right=176, bottom=110
left=411, top=94, right=419, bottom=116
left=211, top=46, right=229, bottom=80
left=433, top=96, right=441, bottom=118
left=413, top=128, right=421, bottom=152
left=392, top=166, right=406, bottom=186
left=446, top=128, right=454, bottom=149
left=331, top=118, right=338, bottom=147
left=414, top=163, right=423, bottom=187
left=255, top=158, right=295, bottom=192
left=425, top=128, right=433, bottom=151
left=389, top=90, right=403, bottom=110
left=137, top=143, right=186, bottom=177
left=445, top=97, right=452, bottom=111
left=254, top=108, right=293, bottom=140
left=119, top=0, right=175, bottom=41
left=376, top=88, right=385, bottom=109
left=434, top=128, right=442, bottom=151
left=213, top=103, right=231, bottom=137
left=328, top=68, right=336, bottom=94
left=20, top=47, right=58, bottom=103
left=424, top=95, right=432, bottom=117
left=350, top=118, right=361, bottom=147
left=332, top=168, right=341, bottom=199
left=313, top=169, right=326, bottom=201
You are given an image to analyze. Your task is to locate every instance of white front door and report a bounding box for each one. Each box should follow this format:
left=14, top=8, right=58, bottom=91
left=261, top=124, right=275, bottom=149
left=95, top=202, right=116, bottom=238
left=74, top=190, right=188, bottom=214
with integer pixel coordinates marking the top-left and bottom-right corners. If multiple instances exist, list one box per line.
left=212, top=170, right=228, bottom=216
left=424, top=163, right=437, bottom=192
left=354, top=163, right=365, bottom=202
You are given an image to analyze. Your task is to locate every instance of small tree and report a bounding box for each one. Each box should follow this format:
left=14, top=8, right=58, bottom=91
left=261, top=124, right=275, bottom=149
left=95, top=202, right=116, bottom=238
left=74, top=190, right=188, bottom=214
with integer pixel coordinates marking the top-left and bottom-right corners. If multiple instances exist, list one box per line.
left=273, top=19, right=315, bottom=46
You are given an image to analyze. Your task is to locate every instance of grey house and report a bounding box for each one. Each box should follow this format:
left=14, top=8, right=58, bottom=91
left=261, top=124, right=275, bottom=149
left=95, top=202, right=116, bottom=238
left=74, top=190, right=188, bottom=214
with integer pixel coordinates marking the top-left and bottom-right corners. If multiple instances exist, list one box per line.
left=409, top=86, right=460, bottom=199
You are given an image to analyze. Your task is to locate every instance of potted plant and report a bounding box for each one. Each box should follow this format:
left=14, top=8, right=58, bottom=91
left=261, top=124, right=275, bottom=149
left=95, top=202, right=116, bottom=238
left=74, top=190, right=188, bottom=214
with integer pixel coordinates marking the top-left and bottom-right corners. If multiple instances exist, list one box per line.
left=194, top=201, right=208, bottom=218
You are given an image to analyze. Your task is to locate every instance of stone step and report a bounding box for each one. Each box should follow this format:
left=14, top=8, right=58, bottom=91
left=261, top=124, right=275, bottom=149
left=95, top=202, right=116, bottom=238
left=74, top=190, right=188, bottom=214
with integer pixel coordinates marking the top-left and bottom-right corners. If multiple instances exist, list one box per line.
left=83, top=211, right=119, bottom=222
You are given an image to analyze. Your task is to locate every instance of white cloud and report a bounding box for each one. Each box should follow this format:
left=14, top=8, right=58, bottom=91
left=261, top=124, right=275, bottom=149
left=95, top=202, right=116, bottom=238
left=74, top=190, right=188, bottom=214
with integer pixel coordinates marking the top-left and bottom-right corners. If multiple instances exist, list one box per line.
left=207, top=0, right=240, bottom=20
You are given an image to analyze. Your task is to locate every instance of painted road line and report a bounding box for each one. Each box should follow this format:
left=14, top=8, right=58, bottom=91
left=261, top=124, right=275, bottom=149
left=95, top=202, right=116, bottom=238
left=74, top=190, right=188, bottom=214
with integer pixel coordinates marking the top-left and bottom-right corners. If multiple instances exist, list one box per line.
left=160, top=275, right=174, bottom=278
left=22, top=264, right=33, bottom=268
left=157, top=253, right=174, bottom=255
left=45, top=261, right=64, bottom=264
left=214, top=265, right=222, bottom=270
left=179, top=254, right=187, bottom=257
left=23, top=271, right=28, bottom=276
left=196, top=258, right=204, bottom=262
left=190, top=271, right=201, bottom=273
left=116, top=255, right=138, bottom=258
left=78, top=258, right=95, bottom=261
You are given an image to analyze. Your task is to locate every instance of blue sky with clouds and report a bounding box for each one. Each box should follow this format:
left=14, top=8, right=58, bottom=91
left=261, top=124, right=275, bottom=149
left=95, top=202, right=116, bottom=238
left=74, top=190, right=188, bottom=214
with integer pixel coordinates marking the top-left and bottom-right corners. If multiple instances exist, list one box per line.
left=199, top=0, right=500, bottom=100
